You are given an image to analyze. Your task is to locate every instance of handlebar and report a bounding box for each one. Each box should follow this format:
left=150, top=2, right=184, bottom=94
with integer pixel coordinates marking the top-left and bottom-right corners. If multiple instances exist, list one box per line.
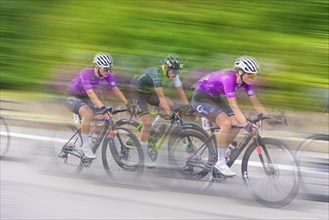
left=246, top=113, right=288, bottom=132
left=96, top=106, right=129, bottom=115
left=112, top=109, right=129, bottom=115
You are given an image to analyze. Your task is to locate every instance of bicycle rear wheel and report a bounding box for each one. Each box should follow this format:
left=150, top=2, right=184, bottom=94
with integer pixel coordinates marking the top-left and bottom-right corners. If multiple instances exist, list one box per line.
left=102, top=127, right=144, bottom=183
left=52, top=124, right=84, bottom=176
left=296, top=134, right=329, bottom=201
left=168, top=130, right=216, bottom=188
left=241, top=138, right=300, bottom=208
left=0, top=117, right=10, bottom=158
left=115, top=119, right=141, bottom=134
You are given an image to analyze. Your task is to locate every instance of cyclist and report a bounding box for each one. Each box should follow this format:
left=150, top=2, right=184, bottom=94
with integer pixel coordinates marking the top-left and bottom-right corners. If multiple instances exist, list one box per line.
left=191, top=56, right=269, bottom=176
left=65, top=52, right=131, bottom=159
left=131, top=54, right=190, bottom=168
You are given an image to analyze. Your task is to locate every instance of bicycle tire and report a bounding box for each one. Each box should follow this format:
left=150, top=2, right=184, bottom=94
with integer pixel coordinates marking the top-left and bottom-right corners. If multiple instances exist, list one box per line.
left=296, top=134, right=329, bottom=202
left=169, top=121, right=210, bottom=139
left=0, top=117, right=10, bottom=158
left=52, top=124, right=84, bottom=176
left=102, top=126, right=144, bottom=183
left=115, top=119, right=141, bottom=133
left=117, top=118, right=209, bottom=160
left=168, top=129, right=216, bottom=181
left=241, top=138, right=300, bottom=208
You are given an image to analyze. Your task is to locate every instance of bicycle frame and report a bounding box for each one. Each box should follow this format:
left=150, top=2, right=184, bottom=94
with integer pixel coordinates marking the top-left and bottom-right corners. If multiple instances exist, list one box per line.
left=116, top=107, right=203, bottom=154
left=185, top=115, right=272, bottom=172
left=62, top=109, right=128, bottom=161
left=171, top=113, right=300, bottom=208
left=152, top=116, right=183, bottom=152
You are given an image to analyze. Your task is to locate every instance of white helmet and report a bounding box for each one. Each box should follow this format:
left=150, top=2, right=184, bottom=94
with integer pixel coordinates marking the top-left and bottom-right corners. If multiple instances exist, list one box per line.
left=234, top=56, right=259, bottom=74
left=164, top=54, right=184, bottom=69
left=93, top=53, right=113, bottom=68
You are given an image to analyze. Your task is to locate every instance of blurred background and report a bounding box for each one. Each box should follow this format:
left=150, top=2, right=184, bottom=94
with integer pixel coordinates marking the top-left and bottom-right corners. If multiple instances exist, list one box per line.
left=1, top=0, right=328, bottom=110
left=1, top=1, right=328, bottom=219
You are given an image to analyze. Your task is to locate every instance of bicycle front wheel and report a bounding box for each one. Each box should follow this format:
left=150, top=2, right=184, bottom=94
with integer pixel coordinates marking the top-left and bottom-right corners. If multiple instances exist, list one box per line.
left=52, top=124, right=83, bottom=176
left=102, top=127, right=144, bottom=183
left=296, top=134, right=329, bottom=201
left=0, top=117, right=10, bottom=158
left=241, top=138, right=300, bottom=208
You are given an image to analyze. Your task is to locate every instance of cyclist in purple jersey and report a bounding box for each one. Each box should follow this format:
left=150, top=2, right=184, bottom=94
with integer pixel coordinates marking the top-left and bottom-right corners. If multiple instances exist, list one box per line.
left=65, top=52, right=130, bottom=159
left=68, top=68, right=117, bottom=97
left=191, top=56, right=269, bottom=176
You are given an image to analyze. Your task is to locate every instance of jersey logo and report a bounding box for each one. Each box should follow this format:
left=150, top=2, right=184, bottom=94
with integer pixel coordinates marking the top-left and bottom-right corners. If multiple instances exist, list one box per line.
left=247, top=90, right=254, bottom=96
left=196, top=105, right=208, bottom=115
left=235, top=84, right=242, bottom=90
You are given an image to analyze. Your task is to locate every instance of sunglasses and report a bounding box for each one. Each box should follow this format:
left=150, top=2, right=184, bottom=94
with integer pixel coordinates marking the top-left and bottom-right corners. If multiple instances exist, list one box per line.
left=102, top=67, right=112, bottom=72
left=247, top=73, right=257, bottom=79
left=172, top=68, right=179, bottom=75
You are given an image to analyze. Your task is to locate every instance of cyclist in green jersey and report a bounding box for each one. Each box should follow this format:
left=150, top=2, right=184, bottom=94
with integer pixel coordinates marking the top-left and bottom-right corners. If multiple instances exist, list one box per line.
left=131, top=54, right=190, bottom=168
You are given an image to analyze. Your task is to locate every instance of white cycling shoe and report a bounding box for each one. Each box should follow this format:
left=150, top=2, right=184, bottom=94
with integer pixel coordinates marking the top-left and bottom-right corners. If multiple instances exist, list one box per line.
left=144, top=155, right=156, bottom=169
left=81, top=145, right=96, bottom=159
left=214, top=163, right=236, bottom=177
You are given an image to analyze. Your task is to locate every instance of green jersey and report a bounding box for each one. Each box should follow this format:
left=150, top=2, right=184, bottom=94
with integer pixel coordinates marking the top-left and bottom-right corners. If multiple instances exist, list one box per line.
left=134, top=66, right=182, bottom=93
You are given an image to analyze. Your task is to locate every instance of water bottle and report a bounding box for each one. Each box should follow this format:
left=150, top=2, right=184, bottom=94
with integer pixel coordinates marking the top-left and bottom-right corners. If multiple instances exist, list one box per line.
left=149, top=126, right=158, bottom=146
left=225, top=141, right=237, bottom=161
left=201, top=116, right=210, bottom=130
left=73, top=113, right=80, bottom=124
left=158, top=124, right=167, bottom=139
left=225, top=146, right=235, bottom=160
left=90, top=129, right=101, bottom=145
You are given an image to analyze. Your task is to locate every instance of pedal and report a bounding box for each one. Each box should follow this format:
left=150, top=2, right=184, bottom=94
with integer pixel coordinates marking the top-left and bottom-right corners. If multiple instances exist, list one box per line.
left=147, top=145, right=157, bottom=161
left=57, top=151, right=67, bottom=159
left=182, top=165, right=194, bottom=174
left=211, top=167, right=225, bottom=182
left=81, top=157, right=94, bottom=167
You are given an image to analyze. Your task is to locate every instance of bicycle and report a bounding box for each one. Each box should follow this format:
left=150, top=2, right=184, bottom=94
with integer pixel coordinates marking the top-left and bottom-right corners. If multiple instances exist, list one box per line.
left=115, top=105, right=207, bottom=163
left=168, top=113, right=300, bottom=208
left=0, top=116, right=11, bottom=159
left=296, top=133, right=329, bottom=202
left=51, top=107, right=144, bottom=182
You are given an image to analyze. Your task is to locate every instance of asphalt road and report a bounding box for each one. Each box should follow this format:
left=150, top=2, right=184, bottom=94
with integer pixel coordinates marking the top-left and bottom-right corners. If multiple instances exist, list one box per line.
left=1, top=124, right=328, bottom=219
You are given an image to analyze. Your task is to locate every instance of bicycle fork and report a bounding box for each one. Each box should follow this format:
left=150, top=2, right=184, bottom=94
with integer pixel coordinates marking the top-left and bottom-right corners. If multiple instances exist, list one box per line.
left=254, top=136, right=273, bottom=176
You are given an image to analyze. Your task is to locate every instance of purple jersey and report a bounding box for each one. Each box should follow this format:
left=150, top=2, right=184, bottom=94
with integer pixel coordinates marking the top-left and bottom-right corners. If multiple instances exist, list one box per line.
left=68, top=68, right=117, bottom=96
left=197, top=70, right=254, bottom=98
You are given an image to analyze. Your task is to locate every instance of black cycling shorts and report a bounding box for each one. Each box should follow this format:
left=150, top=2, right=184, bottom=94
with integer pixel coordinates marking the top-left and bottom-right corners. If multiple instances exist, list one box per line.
left=65, top=95, right=98, bottom=115
left=191, top=89, right=234, bottom=122
left=132, top=91, right=160, bottom=117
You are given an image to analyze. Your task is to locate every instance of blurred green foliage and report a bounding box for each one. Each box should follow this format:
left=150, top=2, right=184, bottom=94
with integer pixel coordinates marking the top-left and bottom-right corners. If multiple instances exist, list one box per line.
left=0, top=0, right=328, bottom=111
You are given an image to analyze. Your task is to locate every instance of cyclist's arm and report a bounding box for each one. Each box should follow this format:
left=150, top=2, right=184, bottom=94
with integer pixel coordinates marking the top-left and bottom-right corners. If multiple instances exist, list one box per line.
left=175, top=85, right=189, bottom=105
left=112, top=86, right=129, bottom=105
left=155, top=87, right=171, bottom=114
left=227, top=97, right=248, bottom=126
left=248, top=95, right=268, bottom=116
left=86, top=89, right=105, bottom=109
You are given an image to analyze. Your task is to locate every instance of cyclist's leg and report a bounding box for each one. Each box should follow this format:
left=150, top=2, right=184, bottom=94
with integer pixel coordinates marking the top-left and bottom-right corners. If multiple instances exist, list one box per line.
left=219, top=103, right=240, bottom=146
left=134, top=92, right=152, bottom=142
left=66, top=96, right=96, bottom=158
left=191, top=91, right=236, bottom=176
left=213, top=113, right=232, bottom=157
left=135, top=92, right=157, bottom=167
left=149, top=92, right=171, bottom=128
left=228, top=116, right=240, bottom=141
